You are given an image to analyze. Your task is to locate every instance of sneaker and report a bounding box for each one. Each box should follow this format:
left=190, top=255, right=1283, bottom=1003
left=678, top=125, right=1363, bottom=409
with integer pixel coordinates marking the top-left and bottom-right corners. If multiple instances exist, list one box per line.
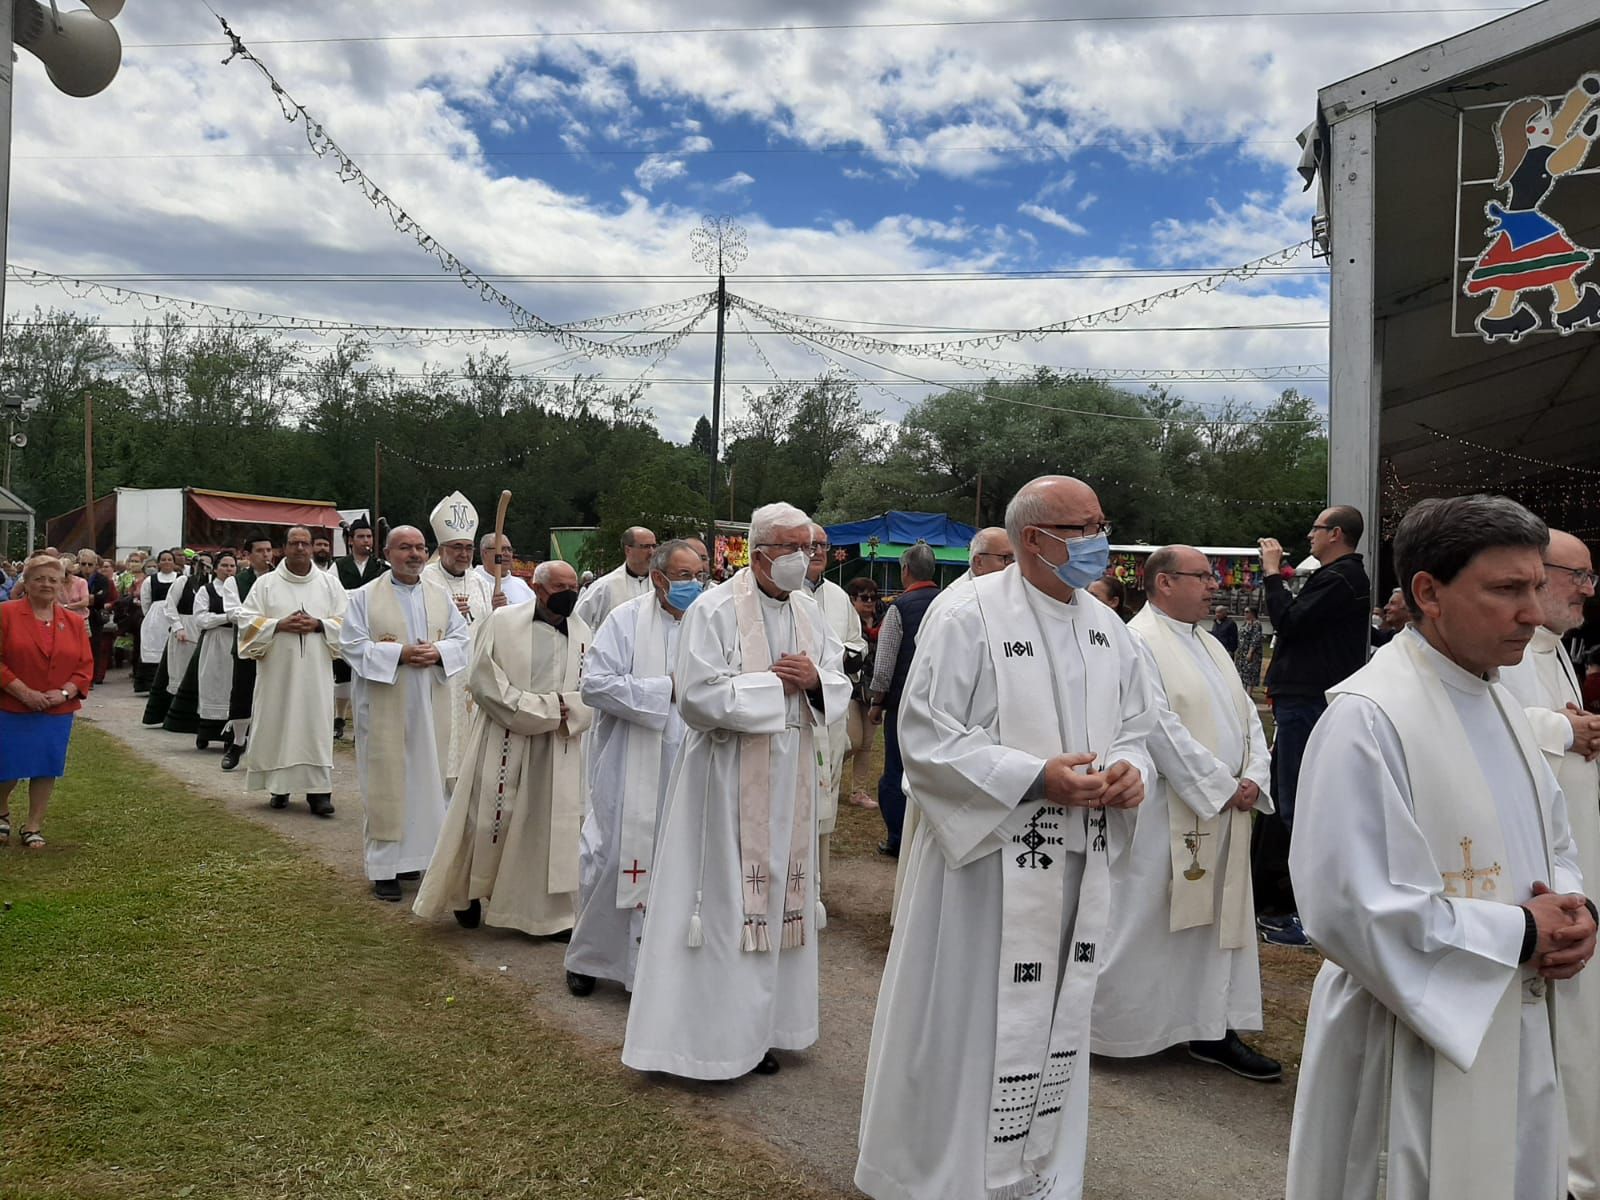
left=848, top=790, right=879, bottom=809
left=1189, top=1031, right=1282, bottom=1082
left=1257, top=913, right=1311, bottom=948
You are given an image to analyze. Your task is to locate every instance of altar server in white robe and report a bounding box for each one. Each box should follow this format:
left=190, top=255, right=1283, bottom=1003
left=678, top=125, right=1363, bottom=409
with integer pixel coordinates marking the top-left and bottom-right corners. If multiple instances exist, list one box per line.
left=575, top=525, right=656, bottom=633
left=804, top=523, right=866, bottom=892
left=421, top=492, right=502, bottom=787
left=413, top=560, right=593, bottom=936
left=857, top=477, right=1154, bottom=1200
left=342, top=526, right=470, bottom=902
left=473, top=533, right=537, bottom=607
left=565, top=540, right=704, bottom=996
left=1500, top=526, right=1600, bottom=1200
left=1094, top=544, right=1278, bottom=1079
left=237, top=526, right=349, bottom=817
left=622, top=502, right=849, bottom=1080
left=1288, top=495, right=1598, bottom=1200
left=891, top=526, right=1013, bottom=925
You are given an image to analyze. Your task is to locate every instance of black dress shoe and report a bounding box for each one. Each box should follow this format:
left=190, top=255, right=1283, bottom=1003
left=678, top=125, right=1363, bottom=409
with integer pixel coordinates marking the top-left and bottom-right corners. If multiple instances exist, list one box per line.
left=566, top=971, right=596, bottom=997
left=1188, top=1031, right=1282, bottom=1082
left=268, top=793, right=289, bottom=809
left=306, top=794, right=335, bottom=817
left=221, top=745, right=243, bottom=772
left=751, top=1051, right=781, bottom=1076
left=373, top=878, right=402, bottom=902
left=546, top=928, right=572, bottom=943
left=876, top=840, right=899, bottom=859
left=396, top=871, right=421, bottom=881
left=195, top=734, right=210, bottom=751
left=453, top=899, right=482, bottom=929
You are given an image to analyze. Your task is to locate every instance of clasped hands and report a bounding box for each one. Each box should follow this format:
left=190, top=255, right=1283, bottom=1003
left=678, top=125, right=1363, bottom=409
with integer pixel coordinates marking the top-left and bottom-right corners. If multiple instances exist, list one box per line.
left=772, top=652, right=820, bottom=695
left=1564, top=703, right=1600, bottom=761
left=278, top=611, right=321, bottom=635
left=1525, top=881, right=1599, bottom=980
left=1228, top=778, right=1262, bottom=812
left=399, top=641, right=442, bottom=667
left=15, top=685, right=68, bottom=711
left=1040, top=752, right=1143, bottom=810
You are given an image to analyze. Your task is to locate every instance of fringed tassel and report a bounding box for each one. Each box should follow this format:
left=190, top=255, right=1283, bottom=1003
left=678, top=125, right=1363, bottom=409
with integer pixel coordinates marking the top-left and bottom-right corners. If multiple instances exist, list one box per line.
left=742, top=916, right=769, bottom=952
left=815, top=898, right=827, bottom=931
left=988, top=1175, right=1050, bottom=1200
left=781, top=910, right=807, bottom=949
left=687, top=890, right=704, bottom=948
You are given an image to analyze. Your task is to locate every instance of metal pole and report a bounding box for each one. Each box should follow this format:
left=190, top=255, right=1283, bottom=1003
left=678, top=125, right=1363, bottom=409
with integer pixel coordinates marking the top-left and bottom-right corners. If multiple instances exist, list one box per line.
left=3, top=416, right=12, bottom=490
left=373, top=441, right=382, bottom=529
left=83, top=389, right=95, bottom=550
left=707, top=273, right=726, bottom=549
left=0, top=8, right=13, bottom=395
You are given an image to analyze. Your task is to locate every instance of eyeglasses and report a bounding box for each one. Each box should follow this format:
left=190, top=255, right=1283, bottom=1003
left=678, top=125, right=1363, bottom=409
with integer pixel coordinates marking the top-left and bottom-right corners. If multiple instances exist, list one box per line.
left=1165, top=570, right=1220, bottom=583
left=1545, top=562, right=1600, bottom=588
left=1308, top=524, right=1335, bottom=534
left=972, top=552, right=1016, bottom=565
left=806, top=543, right=830, bottom=555
left=1034, top=521, right=1112, bottom=540
left=754, top=542, right=810, bottom=552
left=661, top=570, right=711, bottom=583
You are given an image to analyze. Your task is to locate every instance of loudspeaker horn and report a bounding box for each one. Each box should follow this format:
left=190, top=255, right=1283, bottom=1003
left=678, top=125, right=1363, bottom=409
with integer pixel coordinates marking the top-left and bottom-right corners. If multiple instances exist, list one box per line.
left=12, top=1, right=122, bottom=98
left=8, top=432, right=26, bottom=448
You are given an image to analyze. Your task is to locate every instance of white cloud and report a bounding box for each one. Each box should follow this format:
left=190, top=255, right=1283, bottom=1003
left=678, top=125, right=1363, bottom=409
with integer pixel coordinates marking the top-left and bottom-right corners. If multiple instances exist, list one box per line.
left=713, top=170, right=756, bottom=191
left=1018, top=202, right=1088, bottom=236
left=634, top=154, right=687, bottom=190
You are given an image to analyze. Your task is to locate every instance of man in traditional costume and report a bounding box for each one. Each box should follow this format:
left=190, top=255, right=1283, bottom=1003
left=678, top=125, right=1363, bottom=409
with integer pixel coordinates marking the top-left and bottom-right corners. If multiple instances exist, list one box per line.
left=342, top=526, right=470, bottom=902
left=473, top=533, right=536, bottom=606
left=1499, top=525, right=1600, bottom=1200
left=575, top=525, right=656, bottom=633
left=857, top=475, right=1153, bottom=1200
left=622, top=502, right=849, bottom=1080
left=1093, top=544, right=1278, bottom=1079
left=221, top=535, right=273, bottom=772
left=804, top=522, right=866, bottom=894
left=333, top=516, right=384, bottom=741
left=413, top=560, right=592, bottom=935
left=237, top=526, right=348, bottom=817
left=565, top=539, right=705, bottom=997
left=420, top=492, right=502, bottom=787
left=1287, top=494, right=1597, bottom=1200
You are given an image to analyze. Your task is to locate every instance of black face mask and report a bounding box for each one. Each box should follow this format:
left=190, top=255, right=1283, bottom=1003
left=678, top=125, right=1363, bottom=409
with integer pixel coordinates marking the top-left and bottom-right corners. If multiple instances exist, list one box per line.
left=544, top=589, right=578, bottom=619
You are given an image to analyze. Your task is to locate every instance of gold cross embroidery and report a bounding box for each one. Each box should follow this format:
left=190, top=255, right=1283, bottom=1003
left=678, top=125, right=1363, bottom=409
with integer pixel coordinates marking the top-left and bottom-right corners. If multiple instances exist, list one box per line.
left=1441, top=836, right=1502, bottom=899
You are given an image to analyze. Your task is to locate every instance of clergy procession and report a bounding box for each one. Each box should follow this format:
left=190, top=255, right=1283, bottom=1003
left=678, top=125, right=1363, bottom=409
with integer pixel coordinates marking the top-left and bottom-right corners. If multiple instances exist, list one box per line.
left=21, top=474, right=1600, bottom=1200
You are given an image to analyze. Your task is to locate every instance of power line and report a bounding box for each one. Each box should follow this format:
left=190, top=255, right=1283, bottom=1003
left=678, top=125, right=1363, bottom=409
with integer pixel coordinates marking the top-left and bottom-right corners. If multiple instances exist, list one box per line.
left=127, top=7, right=1518, bottom=48
left=31, top=266, right=1328, bottom=284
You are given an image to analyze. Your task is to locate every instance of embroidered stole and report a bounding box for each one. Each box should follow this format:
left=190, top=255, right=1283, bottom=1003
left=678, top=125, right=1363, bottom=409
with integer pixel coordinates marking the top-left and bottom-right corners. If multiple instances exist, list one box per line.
left=730, top=568, right=818, bottom=953
left=976, top=569, right=1115, bottom=1194
left=1128, top=607, right=1256, bottom=948
left=1332, top=632, right=1553, bottom=1200
left=617, top=594, right=671, bottom=909
left=361, top=572, right=452, bottom=842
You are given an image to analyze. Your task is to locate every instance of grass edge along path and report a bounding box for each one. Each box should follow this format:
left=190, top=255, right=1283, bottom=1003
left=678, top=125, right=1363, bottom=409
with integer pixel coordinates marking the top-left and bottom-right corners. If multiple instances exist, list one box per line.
left=0, top=726, right=844, bottom=1200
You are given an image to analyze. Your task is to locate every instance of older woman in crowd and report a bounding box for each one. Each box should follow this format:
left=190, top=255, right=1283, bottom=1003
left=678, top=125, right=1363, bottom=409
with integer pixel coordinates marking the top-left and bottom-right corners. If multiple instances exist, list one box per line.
left=58, top=553, right=91, bottom=618
left=0, top=554, right=94, bottom=850
left=841, top=575, right=884, bottom=808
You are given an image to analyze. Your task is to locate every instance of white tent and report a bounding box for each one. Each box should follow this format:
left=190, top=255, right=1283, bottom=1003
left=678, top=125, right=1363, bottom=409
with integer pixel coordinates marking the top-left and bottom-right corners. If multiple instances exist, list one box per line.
left=0, top=484, right=35, bottom=558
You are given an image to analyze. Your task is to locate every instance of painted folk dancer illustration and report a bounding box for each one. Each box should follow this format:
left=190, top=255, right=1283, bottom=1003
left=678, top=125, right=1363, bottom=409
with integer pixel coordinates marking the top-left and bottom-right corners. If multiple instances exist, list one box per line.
left=1466, top=72, right=1600, bottom=342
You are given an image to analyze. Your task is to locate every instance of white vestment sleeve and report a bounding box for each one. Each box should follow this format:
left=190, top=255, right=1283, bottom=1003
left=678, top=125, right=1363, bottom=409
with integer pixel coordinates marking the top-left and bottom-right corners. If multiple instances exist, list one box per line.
left=674, top=602, right=787, bottom=736
left=237, top=582, right=281, bottom=659
left=433, top=602, right=471, bottom=680
left=465, top=615, right=570, bottom=737
left=1292, top=694, right=1531, bottom=1071
left=581, top=605, right=673, bottom=733
left=1547, top=774, right=1585, bottom=896
left=807, top=605, right=853, bottom=727
left=1133, top=636, right=1238, bottom=821
left=319, top=582, right=347, bottom=660
left=1498, top=656, right=1580, bottom=757
left=339, top=590, right=402, bottom=684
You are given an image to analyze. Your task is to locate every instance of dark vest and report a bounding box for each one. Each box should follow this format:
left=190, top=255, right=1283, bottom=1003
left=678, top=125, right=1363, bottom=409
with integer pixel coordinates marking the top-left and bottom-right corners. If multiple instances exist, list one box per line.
left=886, top=584, right=940, bottom=710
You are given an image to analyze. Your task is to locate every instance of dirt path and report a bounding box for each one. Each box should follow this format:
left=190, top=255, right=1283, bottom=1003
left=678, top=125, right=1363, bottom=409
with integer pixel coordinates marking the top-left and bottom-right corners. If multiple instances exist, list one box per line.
left=83, top=679, right=1305, bottom=1199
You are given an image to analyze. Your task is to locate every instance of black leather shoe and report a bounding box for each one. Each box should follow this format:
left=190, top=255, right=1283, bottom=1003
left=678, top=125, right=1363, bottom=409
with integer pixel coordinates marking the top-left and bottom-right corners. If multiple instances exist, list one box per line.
left=546, top=928, right=572, bottom=944
left=306, top=794, right=335, bottom=818
left=268, top=793, right=289, bottom=809
left=396, top=871, right=421, bottom=881
left=751, top=1051, right=781, bottom=1076
left=566, top=971, right=596, bottom=997
left=453, top=899, right=482, bottom=929
left=876, top=840, right=899, bottom=859
left=373, top=878, right=402, bottom=902
left=1188, top=1031, right=1282, bottom=1082
left=221, top=745, right=243, bottom=772
left=195, top=734, right=210, bottom=751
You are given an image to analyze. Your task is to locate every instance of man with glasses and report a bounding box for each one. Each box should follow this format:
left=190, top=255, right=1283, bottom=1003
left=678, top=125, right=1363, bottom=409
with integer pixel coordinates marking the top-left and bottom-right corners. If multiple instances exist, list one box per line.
left=1501, top=527, right=1600, bottom=1200
left=575, top=525, right=657, bottom=634
left=1254, top=505, right=1370, bottom=947
left=1096, top=545, right=1279, bottom=1081
left=805, top=523, right=867, bottom=893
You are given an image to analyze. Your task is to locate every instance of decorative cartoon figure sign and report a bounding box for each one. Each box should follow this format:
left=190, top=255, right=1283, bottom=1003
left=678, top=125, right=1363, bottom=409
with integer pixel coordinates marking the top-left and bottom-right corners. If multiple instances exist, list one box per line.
left=1464, top=73, right=1600, bottom=343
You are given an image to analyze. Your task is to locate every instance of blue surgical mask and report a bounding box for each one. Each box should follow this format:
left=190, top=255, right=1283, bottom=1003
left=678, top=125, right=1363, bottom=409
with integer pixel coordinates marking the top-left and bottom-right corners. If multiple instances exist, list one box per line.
left=1035, top=529, right=1111, bottom=591
left=666, top=579, right=704, bottom=612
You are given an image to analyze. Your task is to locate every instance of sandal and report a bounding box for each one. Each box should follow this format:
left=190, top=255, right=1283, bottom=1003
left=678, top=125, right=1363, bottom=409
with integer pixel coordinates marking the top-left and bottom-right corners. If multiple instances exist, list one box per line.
left=0, top=812, right=9, bottom=846
left=21, top=830, right=44, bottom=851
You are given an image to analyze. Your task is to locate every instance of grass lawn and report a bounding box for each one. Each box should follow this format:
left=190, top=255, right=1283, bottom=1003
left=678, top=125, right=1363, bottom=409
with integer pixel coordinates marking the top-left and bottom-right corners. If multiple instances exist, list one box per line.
left=0, top=727, right=836, bottom=1200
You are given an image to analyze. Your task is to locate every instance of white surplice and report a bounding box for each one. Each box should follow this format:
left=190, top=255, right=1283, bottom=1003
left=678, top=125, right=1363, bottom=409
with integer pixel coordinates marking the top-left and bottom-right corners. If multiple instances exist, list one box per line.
left=421, top=559, right=494, bottom=784
left=621, top=573, right=849, bottom=1080
left=1501, top=626, right=1600, bottom=1200
left=192, top=576, right=241, bottom=722
left=341, top=576, right=470, bottom=881
left=1092, top=605, right=1272, bottom=1056
left=566, top=590, right=687, bottom=990
left=857, top=573, right=1156, bottom=1200
left=809, top=576, right=865, bottom=837
left=574, top=562, right=652, bottom=635
left=237, top=561, right=348, bottom=795
left=1288, top=630, right=1582, bottom=1200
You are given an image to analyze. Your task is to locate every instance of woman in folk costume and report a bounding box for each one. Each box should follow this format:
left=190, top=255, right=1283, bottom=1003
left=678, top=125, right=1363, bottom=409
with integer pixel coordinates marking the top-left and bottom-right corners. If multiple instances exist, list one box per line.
left=143, top=552, right=208, bottom=727
left=163, top=552, right=241, bottom=749
left=134, top=549, right=181, bottom=694
left=419, top=490, right=497, bottom=788
left=1465, top=73, right=1600, bottom=342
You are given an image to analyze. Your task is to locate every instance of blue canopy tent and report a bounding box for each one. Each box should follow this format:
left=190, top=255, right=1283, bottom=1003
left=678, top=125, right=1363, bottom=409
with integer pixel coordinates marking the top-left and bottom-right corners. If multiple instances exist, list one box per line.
left=823, top=510, right=979, bottom=591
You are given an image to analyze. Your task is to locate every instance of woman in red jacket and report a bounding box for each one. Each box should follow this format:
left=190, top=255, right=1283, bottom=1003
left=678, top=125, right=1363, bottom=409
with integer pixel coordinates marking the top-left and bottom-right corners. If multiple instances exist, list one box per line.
left=0, top=553, right=94, bottom=850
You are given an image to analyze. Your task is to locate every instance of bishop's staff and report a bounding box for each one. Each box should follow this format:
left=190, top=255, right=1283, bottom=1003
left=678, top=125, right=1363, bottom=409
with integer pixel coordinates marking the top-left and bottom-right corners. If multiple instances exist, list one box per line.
left=490, top=490, right=512, bottom=600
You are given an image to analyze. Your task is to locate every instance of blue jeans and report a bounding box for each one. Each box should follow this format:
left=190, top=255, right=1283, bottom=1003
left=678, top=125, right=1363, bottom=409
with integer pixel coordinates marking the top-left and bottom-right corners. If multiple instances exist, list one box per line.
left=877, top=706, right=906, bottom=849
left=1271, top=696, right=1327, bottom=833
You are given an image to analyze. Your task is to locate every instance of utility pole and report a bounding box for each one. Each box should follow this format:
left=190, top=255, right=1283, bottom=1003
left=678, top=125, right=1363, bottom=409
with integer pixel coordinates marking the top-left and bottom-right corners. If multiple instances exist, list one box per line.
left=373, top=441, right=382, bottom=530
left=708, top=272, right=726, bottom=546
left=974, top=472, right=983, bottom=528
left=690, top=216, right=746, bottom=552
left=83, top=389, right=95, bottom=549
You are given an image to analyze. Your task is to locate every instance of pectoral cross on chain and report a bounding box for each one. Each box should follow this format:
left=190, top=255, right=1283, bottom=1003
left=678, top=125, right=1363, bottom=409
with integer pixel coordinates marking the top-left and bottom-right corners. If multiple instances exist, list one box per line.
left=1441, top=836, right=1501, bottom=898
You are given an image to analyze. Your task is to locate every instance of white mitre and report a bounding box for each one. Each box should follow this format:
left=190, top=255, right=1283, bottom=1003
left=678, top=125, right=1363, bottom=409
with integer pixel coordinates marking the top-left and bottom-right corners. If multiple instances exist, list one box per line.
left=428, top=490, right=479, bottom=547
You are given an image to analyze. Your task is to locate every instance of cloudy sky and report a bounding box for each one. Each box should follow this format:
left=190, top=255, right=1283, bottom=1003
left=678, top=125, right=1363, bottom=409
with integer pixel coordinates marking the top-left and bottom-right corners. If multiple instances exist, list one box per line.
left=4, top=1, right=1529, bottom=441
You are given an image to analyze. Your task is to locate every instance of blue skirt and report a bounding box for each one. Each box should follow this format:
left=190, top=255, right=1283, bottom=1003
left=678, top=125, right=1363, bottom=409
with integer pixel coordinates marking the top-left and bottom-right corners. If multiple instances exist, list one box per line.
left=0, top=710, right=75, bottom=781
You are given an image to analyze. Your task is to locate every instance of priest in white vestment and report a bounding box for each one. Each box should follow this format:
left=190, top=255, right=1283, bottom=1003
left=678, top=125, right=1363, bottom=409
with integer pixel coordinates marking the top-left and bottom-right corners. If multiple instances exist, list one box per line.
left=891, top=526, right=1013, bottom=926
left=622, top=503, right=849, bottom=1080
left=574, top=525, right=656, bottom=634
left=421, top=492, right=503, bottom=786
left=1288, top=495, right=1597, bottom=1200
left=858, top=477, right=1153, bottom=1200
left=1093, top=544, right=1278, bottom=1079
left=565, top=540, right=704, bottom=995
left=805, top=523, right=866, bottom=892
left=1500, top=526, right=1600, bottom=1200
left=237, top=527, right=348, bottom=816
left=413, top=560, right=593, bottom=936
left=473, top=533, right=536, bottom=607
left=341, top=527, right=470, bottom=902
